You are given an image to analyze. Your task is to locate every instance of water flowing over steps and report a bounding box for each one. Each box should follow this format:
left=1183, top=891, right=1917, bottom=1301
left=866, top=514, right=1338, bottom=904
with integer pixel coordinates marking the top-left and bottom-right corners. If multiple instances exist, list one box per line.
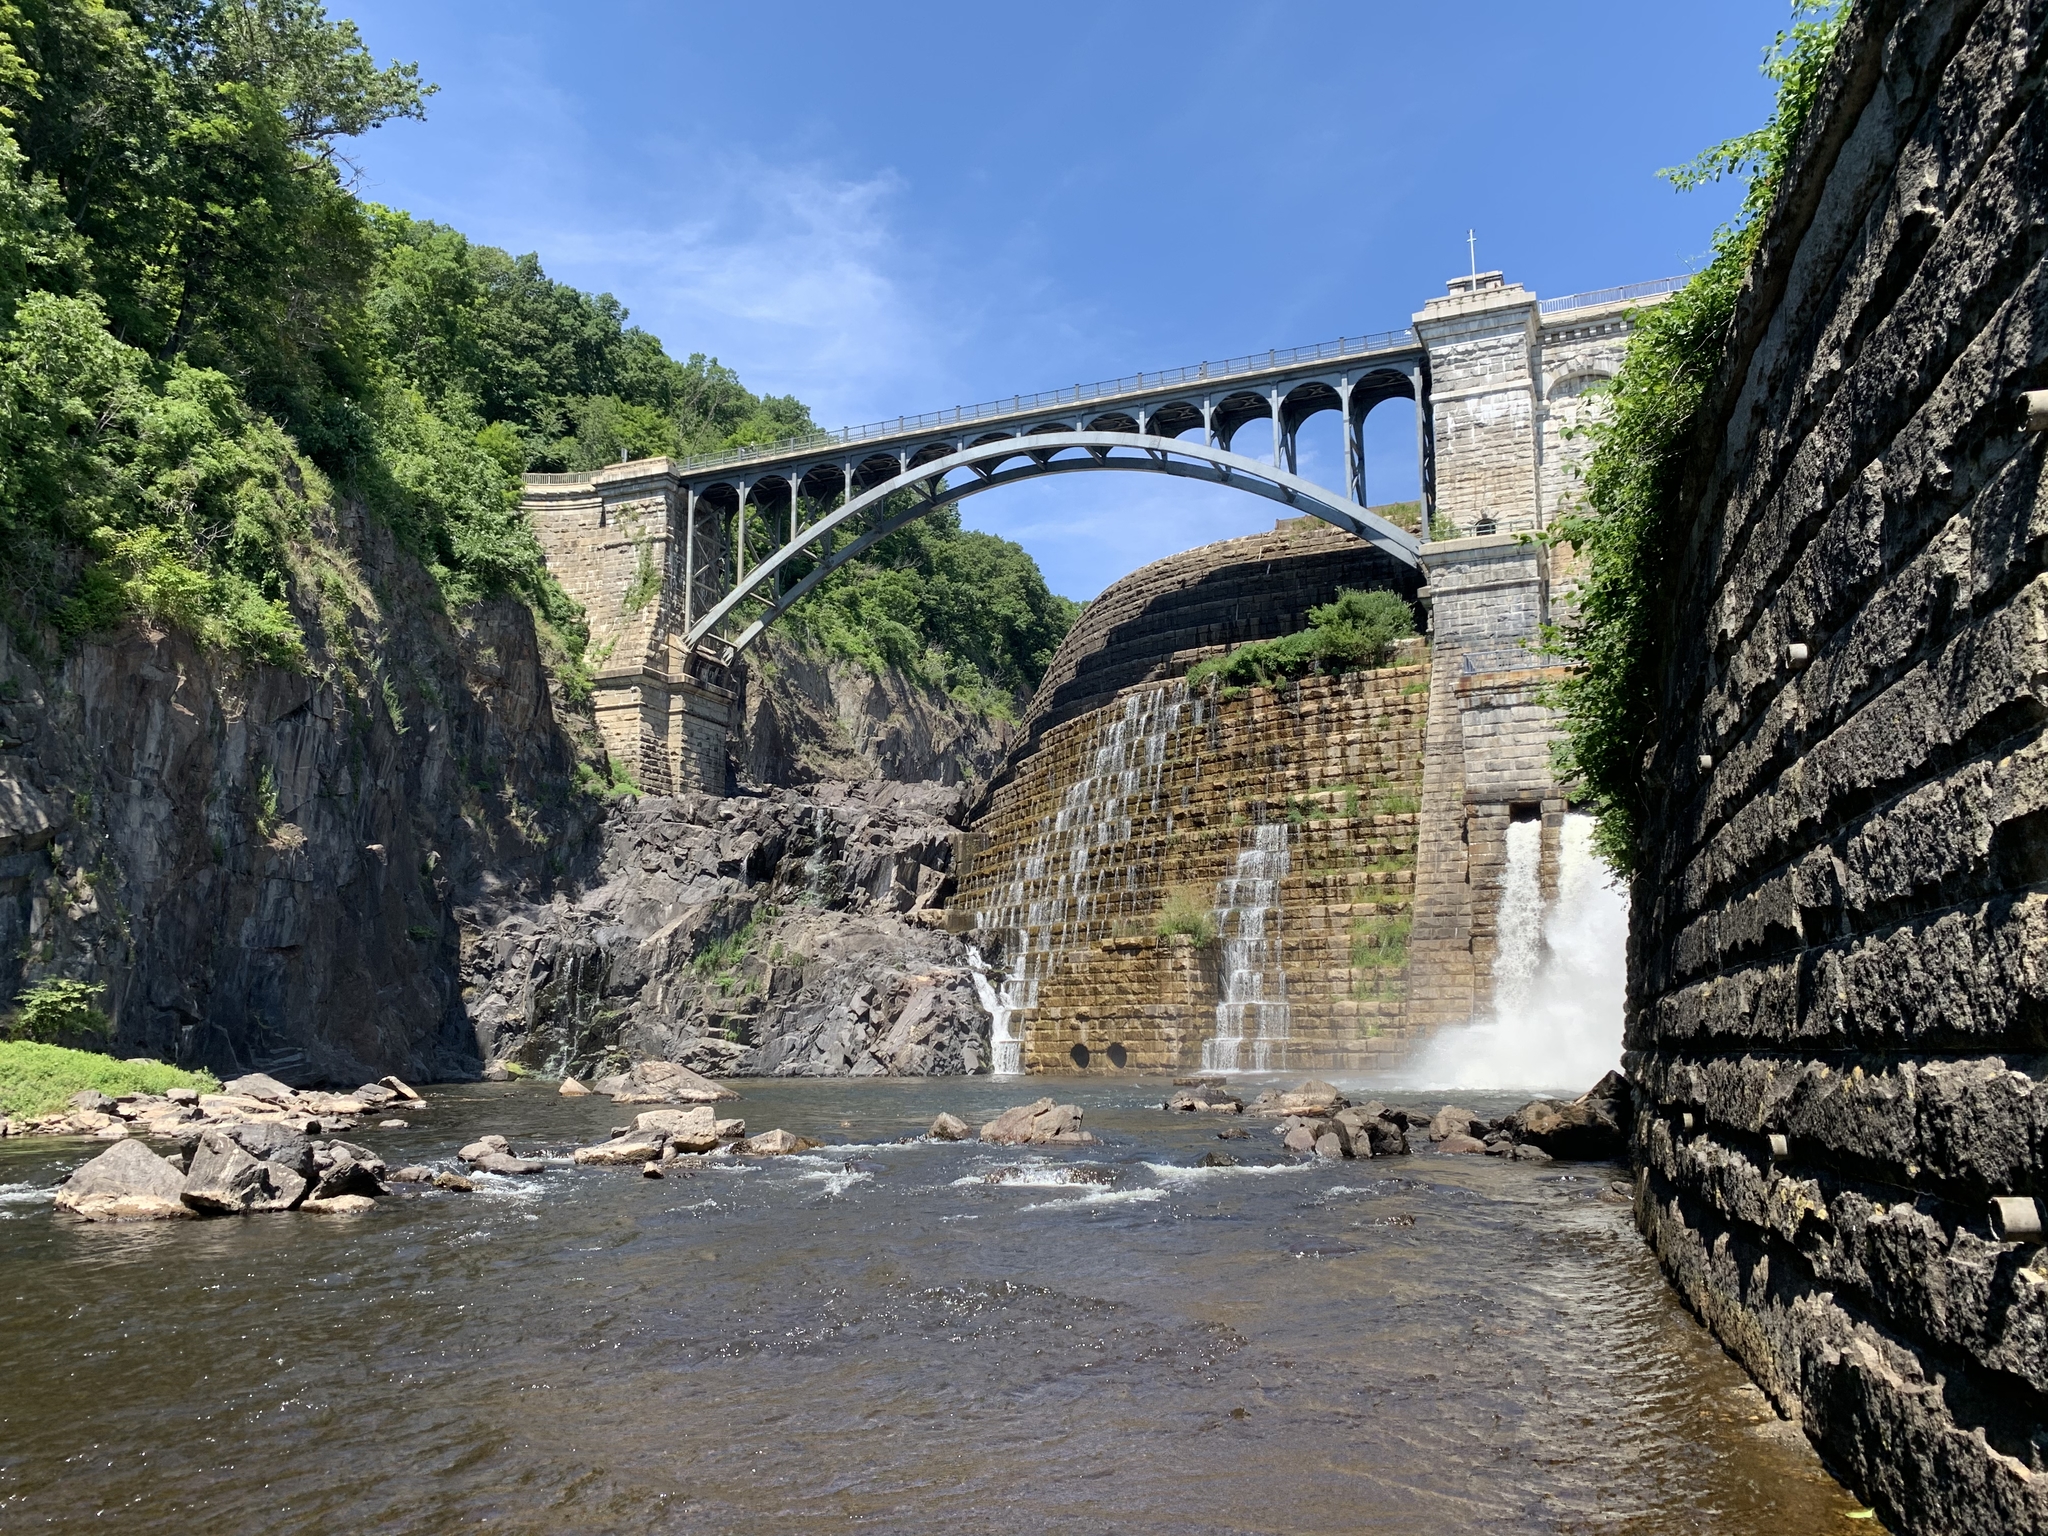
left=957, top=664, right=1427, bottom=1073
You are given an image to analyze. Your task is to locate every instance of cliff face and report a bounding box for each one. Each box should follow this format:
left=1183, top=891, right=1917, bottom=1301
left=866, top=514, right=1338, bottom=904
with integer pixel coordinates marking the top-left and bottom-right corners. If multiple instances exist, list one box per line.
left=730, top=631, right=1013, bottom=790
left=0, top=500, right=601, bottom=1086
left=1626, top=4, right=2048, bottom=1531
left=464, top=782, right=988, bottom=1079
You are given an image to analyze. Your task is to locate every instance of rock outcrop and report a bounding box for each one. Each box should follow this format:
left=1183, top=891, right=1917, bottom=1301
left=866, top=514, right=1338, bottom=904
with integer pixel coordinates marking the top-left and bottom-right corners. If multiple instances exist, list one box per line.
left=733, top=631, right=1013, bottom=789
left=464, top=781, right=991, bottom=1078
left=0, top=501, right=601, bottom=1088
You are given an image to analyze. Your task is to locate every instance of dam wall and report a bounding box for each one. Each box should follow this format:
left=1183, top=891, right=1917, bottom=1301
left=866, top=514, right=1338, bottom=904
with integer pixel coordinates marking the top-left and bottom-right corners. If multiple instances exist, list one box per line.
left=1624, top=3, right=2048, bottom=1531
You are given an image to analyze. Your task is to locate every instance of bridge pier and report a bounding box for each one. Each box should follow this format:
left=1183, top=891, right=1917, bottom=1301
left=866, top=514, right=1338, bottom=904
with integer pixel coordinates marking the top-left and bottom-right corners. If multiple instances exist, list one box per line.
left=523, top=459, right=737, bottom=796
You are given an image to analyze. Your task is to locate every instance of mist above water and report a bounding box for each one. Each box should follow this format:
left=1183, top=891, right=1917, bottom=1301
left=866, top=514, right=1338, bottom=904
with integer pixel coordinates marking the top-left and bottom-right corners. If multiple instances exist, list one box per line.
left=1401, top=811, right=1627, bottom=1094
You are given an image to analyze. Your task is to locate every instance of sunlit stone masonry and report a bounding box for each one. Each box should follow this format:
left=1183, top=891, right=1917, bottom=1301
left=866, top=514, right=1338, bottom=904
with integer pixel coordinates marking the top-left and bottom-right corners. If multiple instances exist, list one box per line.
left=954, top=519, right=1430, bottom=1073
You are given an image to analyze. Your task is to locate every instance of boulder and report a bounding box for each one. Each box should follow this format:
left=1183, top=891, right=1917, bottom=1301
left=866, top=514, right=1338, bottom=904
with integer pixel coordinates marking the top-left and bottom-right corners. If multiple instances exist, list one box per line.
left=219, top=1122, right=316, bottom=1178
left=388, top=1165, right=435, bottom=1183
left=165, top=1087, right=201, bottom=1106
left=742, top=1128, right=822, bottom=1156
left=301, top=1194, right=376, bottom=1215
left=1503, top=1076, right=1631, bottom=1160
left=1365, top=1119, right=1410, bottom=1156
left=1512, top=1142, right=1554, bottom=1163
left=221, top=1073, right=297, bottom=1106
left=473, top=1152, right=543, bottom=1175
left=1216, top=1126, right=1250, bottom=1141
left=631, top=1107, right=720, bottom=1153
left=1248, top=1080, right=1349, bottom=1117
left=181, top=1131, right=307, bottom=1213
left=1427, top=1105, right=1485, bottom=1142
left=1281, top=1125, right=1318, bottom=1155
left=607, top=1060, right=739, bottom=1104
left=979, top=1098, right=1093, bottom=1146
left=379, top=1118, right=408, bottom=1129
left=378, top=1076, right=425, bottom=1103
left=352, top=1084, right=399, bottom=1109
left=1198, top=1150, right=1239, bottom=1167
left=68, top=1089, right=116, bottom=1113
left=433, top=1171, right=476, bottom=1191
left=641, top=1161, right=664, bottom=1178
left=1313, top=1132, right=1346, bottom=1160
left=53, top=1138, right=194, bottom=1220
left=714, top=1118, right=746, bottom=1139
left=573, top=1132, right=667, bottom=1166
left=928, top=1111, right=971, bottom=1141
left=558, top=1076, right=591, bottom=1096
left=309, top=1142, right=388, bottom=1200
left=1438, top=1132, right=1487, bottom=1154
left=458, top=1136, right=511, bottom=1163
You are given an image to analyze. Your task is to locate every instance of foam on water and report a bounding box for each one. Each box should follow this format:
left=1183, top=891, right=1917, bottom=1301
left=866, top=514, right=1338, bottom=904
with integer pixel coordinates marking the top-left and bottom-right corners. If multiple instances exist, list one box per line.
left=1402, top=811, right=1627, bottom=1092
left=796, top=1168, right=872, bottom=1197
left=1018, top=1186, right=1167, bottom=1213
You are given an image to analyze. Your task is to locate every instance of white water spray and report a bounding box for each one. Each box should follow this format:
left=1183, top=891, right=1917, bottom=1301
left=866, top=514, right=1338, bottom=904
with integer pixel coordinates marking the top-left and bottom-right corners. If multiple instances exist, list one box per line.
left=1200, top=823, right=1292, bottom=1072
left=1403, top=811, right=1625, bottom=1092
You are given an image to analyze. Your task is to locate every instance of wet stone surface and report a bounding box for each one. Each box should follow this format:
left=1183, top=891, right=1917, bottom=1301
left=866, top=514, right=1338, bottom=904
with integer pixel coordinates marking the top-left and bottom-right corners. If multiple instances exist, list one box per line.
left=0, top=1078, right=1864, bottom=1534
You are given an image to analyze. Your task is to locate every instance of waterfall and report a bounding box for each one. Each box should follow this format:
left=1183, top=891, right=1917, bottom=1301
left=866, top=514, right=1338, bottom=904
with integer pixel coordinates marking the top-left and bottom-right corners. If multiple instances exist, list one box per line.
left=1200, top=822, right=1291, bottom=1073
left=802, top=803, right=834, bottom=905
left=966, top=948, right=1020, bottom=1077
left=972, top=683, right=1191, bottom=1075
left=1402, top=810, right=1626, bottom=1091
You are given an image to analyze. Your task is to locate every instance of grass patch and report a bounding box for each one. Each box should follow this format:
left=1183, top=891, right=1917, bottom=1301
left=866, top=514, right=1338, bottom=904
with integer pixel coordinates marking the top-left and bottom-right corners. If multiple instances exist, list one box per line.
left=1156, top=884, right=1216, bottom=946
left=1187, top=588, right=1417, bottom=696
left=0, top=1041, right=218, bottom=1121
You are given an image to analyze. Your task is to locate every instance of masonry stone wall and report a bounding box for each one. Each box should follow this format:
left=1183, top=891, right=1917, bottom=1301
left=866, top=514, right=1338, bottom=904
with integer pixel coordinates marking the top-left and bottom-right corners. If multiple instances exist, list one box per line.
left=1402, top=534, right=1574, bottom=1030
left=1003, top=516, right=1420, bottom=782
left=957, top=666, right=1428, bottom=1074
left=1625, top=5, right=2048, bottom=1531
left=522, top=461, right=736, bottom=795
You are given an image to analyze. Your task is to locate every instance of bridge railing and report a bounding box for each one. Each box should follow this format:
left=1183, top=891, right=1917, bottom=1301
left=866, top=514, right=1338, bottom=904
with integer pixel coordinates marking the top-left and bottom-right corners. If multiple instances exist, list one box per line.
left=1538, top=275, right=1688, bottom=316
left=658, top=325, right=1422, bottom=478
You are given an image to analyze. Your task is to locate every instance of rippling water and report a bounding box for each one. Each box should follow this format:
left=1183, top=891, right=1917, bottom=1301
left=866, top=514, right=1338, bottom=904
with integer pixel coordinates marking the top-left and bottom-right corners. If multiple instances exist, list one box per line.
left=0, top=1079, right=1862, bottom=1533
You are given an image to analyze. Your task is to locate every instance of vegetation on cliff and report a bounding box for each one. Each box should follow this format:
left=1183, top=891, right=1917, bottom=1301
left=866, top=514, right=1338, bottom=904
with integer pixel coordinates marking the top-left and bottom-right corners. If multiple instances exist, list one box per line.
left=1186, top=587, right=1415, bottom=695
left=776, top=502, right=1081, bottom=714
left=0, top=0, right=1074, bottom=712
left=1546, top=3, right=1845, bottom=871
left=0, top=1039, right=216, bottom=1119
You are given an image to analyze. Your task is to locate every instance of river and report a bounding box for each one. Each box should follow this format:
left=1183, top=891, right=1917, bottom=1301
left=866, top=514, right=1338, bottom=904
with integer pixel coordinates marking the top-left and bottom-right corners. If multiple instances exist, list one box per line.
left=0, top=1077, right=1864, bottom=1533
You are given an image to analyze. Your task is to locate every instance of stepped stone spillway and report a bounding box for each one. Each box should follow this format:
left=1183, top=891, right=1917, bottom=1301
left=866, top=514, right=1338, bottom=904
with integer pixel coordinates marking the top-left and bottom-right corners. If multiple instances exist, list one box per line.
left=958, top=647, right=1428, bottom=1074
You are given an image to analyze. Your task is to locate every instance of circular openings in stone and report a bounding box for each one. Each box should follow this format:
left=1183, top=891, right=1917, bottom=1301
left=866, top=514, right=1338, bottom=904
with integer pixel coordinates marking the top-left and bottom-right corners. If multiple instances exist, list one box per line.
left=1070, top=1043, right=1092, bottom=1069
left=1105, top=1044, right=1129, bottom=1069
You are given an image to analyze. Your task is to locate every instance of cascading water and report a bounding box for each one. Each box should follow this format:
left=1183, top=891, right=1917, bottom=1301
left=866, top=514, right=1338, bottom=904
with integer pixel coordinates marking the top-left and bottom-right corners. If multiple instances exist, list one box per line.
left=1200, top=822, right=1292, bottom=1073
left=972, top=683, right=1192, bottom=1075
left=1402, top=809, right=1626, bottom=1090
left=966, top=948, right=1020, bottom=1077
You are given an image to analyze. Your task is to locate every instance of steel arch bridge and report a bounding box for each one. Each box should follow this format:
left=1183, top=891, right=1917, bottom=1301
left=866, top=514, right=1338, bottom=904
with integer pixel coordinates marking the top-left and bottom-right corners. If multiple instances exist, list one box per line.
left=684, top=429, right=1422, bottom=666
left=601, top=330, right=1435, bottom=669
left=519, top=274, right=1682, bottom=793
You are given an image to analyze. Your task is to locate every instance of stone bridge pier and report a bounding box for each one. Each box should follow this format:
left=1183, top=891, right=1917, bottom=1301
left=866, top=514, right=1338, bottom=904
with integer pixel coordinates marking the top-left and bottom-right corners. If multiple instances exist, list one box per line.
left=521, top=461, right=737, bottom=795
left=1401, top=269, right=1635, bottom=1033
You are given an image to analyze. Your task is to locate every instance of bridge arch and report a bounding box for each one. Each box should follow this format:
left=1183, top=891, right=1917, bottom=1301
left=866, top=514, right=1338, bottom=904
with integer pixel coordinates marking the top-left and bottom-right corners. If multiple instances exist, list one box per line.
left=682, top=429, right=1420, bottom=666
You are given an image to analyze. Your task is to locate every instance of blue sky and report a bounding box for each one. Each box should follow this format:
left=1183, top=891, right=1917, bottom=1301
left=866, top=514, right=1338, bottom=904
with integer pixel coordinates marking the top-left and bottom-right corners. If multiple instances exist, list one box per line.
left=339, top=1, right=1794, bottom=599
